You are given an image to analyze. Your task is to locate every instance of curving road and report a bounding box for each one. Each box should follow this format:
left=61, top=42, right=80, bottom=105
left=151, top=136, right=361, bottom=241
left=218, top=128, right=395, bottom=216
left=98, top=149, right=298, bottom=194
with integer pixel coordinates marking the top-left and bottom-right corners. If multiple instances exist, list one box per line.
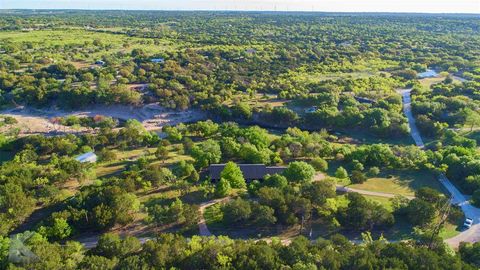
left=400, top=89, right=480, bottom=248
left=76, top=196, right=231, bottom=249
left=399, top=89, right=425, bottom=148
left=198, top=197, right=231, bottom=236
left=75, top=89, right=480, bottom=248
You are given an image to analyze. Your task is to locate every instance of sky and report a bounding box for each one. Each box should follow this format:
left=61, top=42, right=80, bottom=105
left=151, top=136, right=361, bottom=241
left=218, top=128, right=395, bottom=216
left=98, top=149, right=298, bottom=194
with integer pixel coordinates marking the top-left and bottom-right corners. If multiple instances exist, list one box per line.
left=1, top=0, right=480, bottom=13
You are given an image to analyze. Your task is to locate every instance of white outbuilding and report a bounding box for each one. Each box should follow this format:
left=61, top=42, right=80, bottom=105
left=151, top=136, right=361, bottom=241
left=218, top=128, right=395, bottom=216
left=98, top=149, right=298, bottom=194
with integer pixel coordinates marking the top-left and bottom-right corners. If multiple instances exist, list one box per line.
left=75, top=152, right=98, bottom=163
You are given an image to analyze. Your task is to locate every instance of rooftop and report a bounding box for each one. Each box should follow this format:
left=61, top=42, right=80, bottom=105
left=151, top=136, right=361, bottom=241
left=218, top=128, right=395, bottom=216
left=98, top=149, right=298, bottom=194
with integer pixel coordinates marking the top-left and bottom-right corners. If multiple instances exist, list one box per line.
left=75, top=152, right=97, bottom=163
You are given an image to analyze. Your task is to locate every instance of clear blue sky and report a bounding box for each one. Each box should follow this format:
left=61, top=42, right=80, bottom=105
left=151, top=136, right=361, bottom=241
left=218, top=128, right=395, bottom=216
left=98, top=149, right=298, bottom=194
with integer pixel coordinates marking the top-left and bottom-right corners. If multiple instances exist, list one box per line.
left=2, top=0, right=480, bottom=13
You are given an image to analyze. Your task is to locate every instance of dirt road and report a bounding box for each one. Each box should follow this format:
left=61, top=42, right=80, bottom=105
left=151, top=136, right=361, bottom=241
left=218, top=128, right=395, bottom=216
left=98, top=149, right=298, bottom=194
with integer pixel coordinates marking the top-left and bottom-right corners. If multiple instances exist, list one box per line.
left=198, top=197, right=231, bottom=236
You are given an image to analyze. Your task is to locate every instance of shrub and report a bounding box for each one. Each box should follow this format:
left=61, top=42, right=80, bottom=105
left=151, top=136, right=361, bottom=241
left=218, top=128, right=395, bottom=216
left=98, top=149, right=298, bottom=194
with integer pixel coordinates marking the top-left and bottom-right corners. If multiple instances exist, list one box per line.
left=335, top=166, right=349, bottom=180
left=350, top=170, right=367, bottom=184
left=310, top=157, right=328, bottom=172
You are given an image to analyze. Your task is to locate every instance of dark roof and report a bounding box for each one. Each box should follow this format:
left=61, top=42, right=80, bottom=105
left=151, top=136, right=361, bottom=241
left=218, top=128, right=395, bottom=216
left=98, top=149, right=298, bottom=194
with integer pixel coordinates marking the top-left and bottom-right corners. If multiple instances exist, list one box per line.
left=209, top=164, right=286, bottom=180
left=354, top=96, right=375, bottom=104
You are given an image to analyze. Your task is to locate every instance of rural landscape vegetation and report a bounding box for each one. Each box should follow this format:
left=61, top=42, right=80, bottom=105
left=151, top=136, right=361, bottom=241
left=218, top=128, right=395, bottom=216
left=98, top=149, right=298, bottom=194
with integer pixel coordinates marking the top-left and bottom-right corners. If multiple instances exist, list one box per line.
left=0, top=9, right=480, bottom=269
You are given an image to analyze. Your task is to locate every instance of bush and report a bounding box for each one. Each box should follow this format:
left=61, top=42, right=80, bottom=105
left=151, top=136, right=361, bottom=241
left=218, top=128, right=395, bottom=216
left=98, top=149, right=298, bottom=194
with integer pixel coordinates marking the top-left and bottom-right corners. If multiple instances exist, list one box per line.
left=99, top=149, right=117, bottom=162
left=368, top=167, right=380, bottom=176
left=282, top=161, right=315, bottom=184
left=405, top=199, right=436, bottom=226
left=335, top=166, right=349, bottom=180
left=222, top=198, right=252, bottom=224
left=310, top=157, right=328, bottom=172
left=352, top=160, right=364, bottom=171
left=215, top=178, right=231, bottom=198
left=3, top=116, right=17, bottom=125
left=350, top=170, right=367, bottom=184
left=220, top=162, right=246, bottom=189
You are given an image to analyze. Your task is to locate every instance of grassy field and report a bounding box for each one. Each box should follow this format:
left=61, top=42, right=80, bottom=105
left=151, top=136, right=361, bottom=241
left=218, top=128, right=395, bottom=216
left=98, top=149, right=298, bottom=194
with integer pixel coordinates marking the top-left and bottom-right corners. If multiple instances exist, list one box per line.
left=285, top=58, right=398, bottom=84
left=335, top=129, right=415, bottom=146
left=140, top=185, right=204, bottom=206
left=224, top=93, right=288, bottom=110
left=439, top=222, right=463, bottom=239
left=291, top=71, right=379, bottom=83
left=419, top=75, right=463, bottom=89
left=363, top=194, right=394, bottom=211
left=348, top=170, right=446, bottom=197
left=0, top=29, right=176, bottom=63
left=326, top=160, right=446, bottom=196
left=95, top=145, right=192, bottom=178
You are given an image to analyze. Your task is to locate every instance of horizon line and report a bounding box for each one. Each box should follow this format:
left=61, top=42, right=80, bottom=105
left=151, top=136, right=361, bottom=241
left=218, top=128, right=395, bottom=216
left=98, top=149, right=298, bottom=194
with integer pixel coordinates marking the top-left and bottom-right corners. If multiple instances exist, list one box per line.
left=1, top=9, right=479, bottom=15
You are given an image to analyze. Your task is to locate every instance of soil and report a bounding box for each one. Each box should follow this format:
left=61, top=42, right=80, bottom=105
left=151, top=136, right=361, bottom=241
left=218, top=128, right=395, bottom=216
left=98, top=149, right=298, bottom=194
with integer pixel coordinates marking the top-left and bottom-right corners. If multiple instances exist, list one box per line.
left=0, top=103, right=206, bottom=136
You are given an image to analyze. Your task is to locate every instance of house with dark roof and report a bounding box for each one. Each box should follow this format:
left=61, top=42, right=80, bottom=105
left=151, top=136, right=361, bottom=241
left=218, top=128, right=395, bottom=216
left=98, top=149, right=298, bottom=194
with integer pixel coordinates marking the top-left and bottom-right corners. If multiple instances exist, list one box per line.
left=209, top=164, right=286, bottom=180
left=354, top=96, right=375, bottom=104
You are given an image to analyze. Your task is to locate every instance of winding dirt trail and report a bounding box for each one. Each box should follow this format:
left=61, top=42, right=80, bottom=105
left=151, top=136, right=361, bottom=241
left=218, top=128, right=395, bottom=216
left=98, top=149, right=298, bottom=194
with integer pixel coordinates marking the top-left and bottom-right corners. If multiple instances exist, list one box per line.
left=198, top=197, right=231, bottom=236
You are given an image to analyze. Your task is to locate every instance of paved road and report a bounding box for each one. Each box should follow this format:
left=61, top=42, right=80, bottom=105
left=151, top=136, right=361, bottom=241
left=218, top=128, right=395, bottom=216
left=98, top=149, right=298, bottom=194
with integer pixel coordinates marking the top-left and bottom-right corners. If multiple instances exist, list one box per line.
left=439, top=173, right=480, bottom=247
left=400, top=89, right=480, bottom=248
left=399, top=89, right=425, bottom=148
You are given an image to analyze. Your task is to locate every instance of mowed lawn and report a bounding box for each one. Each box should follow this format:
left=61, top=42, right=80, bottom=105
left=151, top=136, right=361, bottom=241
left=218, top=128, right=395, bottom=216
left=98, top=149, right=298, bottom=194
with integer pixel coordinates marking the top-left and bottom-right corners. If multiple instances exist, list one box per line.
left=419, top=75, right=463, bottom=89
left=362, top=194, right=394, bottom=211
left=349, top=170, right=446, bottom=197
left=95, top=145, right=192, bottom=178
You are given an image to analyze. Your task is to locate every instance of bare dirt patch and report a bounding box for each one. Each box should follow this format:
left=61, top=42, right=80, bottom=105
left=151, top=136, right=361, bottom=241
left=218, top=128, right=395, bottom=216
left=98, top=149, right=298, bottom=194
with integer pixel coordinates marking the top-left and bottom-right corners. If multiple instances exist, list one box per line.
left=0, top=103, right=206, bottom=136
left=71, top=61, right=95, bottom=69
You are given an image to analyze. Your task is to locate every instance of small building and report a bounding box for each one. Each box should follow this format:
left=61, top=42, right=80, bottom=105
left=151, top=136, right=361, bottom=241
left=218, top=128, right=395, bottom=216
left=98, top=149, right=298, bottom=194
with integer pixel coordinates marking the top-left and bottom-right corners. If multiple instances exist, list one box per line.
left=209, top=164, right=286, bottom=181
left=75, top=152, right=97, bottom=163
left=151, top=58, right=165, bottom=64
left=354, top=96, right=375, bottom=104
left=304, top=106, right=318, bottom=113
left=417, top=69, right=438, bottom=79
left=245, top=49, right=257, bottom=54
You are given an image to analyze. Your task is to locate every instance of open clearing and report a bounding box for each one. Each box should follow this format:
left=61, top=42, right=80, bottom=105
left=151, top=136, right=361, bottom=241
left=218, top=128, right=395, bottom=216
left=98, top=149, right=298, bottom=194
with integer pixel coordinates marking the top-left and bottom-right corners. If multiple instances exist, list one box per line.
left=348, top=170, right=447, bottom=197
left=419, top=75, right=463, bottom=89
left=0, top=103, right=205, bottom=136
left=0, top=29, right=176, bottom=62
left=95, top=144, right=193, bottom=178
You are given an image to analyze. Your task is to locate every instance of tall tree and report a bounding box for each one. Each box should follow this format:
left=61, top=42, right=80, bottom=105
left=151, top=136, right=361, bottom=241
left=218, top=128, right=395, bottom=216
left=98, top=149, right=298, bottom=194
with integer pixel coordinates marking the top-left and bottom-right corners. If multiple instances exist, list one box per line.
left=220, top=161, right=246, bottom=189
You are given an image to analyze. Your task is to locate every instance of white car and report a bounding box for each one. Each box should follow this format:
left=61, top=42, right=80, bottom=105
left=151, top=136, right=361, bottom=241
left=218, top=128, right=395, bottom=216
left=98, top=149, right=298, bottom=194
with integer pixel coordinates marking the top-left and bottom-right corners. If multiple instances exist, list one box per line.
left=464, top=218, right=474, bottom=229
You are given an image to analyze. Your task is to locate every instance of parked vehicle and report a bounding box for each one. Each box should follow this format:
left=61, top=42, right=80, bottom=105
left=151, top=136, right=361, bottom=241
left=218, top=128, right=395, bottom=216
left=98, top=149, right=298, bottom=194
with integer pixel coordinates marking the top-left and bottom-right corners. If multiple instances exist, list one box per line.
left=464, top=218, right=474, bottom=229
